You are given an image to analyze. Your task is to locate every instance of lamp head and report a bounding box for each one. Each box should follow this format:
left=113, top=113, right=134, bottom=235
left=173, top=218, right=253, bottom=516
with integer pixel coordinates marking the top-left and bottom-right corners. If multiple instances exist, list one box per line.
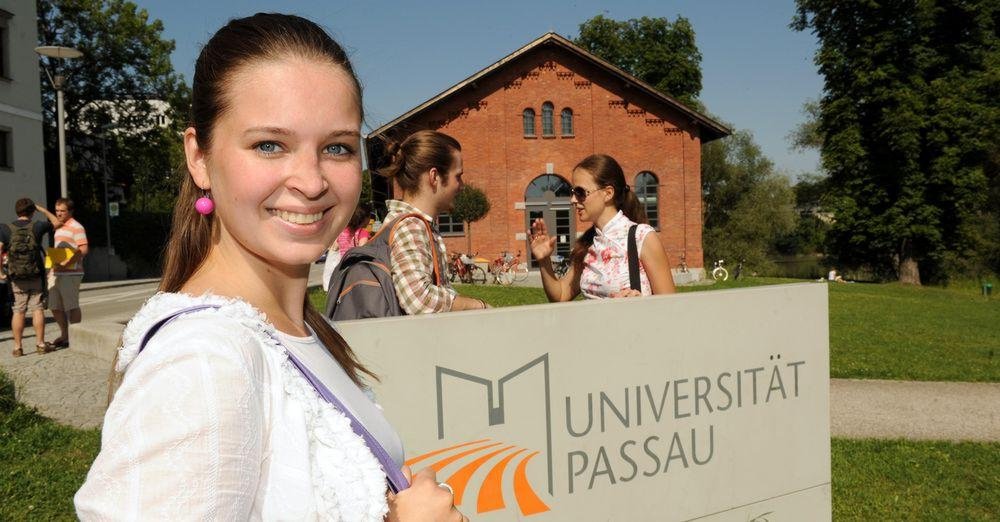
left=34, top=46, right=83, bottom=60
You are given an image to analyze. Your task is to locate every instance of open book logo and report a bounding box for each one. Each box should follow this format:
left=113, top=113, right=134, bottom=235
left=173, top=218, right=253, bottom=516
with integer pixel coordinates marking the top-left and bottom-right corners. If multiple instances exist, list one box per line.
left=405, top=354, right=552, bottom=516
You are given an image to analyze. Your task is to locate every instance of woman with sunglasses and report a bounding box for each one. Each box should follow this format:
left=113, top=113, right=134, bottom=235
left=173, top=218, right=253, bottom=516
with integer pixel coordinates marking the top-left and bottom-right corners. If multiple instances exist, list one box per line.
left=530, top=154, right=676, bottom=301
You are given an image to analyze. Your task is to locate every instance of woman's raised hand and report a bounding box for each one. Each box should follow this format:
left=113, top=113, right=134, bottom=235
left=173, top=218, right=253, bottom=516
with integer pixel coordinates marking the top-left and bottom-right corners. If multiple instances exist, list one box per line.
left=387, top=466, right=468, bottom=522
left=529, top=218, right=557, bottom=262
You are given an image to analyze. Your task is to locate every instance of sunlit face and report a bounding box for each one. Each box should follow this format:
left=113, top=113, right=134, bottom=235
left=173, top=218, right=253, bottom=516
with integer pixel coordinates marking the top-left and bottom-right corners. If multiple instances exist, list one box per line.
left=185, top=57, right=362, bottom=269
left=437, top=150, right=464, bottom=212
left=570, top=168, right=611, bottom=223
left=55, top=203, right=72, bottom=222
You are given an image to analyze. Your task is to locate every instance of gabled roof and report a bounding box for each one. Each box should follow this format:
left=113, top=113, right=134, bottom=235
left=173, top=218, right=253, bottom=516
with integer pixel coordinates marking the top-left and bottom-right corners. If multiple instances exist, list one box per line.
left=367, top=32, right=731, bottom=142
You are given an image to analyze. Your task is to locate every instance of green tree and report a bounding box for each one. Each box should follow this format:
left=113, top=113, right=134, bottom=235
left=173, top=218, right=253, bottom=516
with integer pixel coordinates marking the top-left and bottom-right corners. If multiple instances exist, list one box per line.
left=793, top=0, right=1000, bottom=284
left=450, top=185, right=491, bottom=254
left=574, top=15, right=702, bottom=105
left=37, top=0, right=190, bottom=275
left=37, top=0, right=190, bottom=212
left=774, top=174, right=831, bottom=257
left=702, top=129, right=798, bottom=272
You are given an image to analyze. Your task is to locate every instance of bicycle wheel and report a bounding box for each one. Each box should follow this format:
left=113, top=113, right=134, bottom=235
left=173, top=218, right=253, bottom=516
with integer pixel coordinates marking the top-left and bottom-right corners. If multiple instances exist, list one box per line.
left=712, top=267, right=729, bottom=281
left=470, top=265, right=487, bottom=285
left=513, top=264, right=529, bottom=282
left=497, top=268, right=515, bottom=286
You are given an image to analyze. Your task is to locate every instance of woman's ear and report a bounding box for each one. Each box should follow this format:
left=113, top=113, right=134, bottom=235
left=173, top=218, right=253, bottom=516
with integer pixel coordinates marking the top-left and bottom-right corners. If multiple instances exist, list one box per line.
left=184, top=127, right=211, bottom=190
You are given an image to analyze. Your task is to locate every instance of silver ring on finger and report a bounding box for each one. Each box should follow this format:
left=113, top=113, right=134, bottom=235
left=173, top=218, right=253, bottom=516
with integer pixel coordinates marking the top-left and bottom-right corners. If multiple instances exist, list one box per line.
left=438, top=481, right=454, bottom=496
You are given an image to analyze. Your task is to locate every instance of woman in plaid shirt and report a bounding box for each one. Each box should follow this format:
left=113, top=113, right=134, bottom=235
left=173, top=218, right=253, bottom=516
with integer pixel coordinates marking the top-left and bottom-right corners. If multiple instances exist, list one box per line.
left=379, top=130, right=488, bottom=313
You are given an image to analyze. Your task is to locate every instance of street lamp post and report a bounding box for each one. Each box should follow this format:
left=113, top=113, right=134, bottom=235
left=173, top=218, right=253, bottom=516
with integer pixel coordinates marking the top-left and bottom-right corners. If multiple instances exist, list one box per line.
left=35, top=45, right=83, bottom=199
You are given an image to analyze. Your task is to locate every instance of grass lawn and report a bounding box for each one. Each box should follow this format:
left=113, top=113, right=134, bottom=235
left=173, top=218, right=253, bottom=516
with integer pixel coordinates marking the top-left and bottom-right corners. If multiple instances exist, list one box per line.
left=0, top=373, right=100, bottom=520
left=832, top=438, right=1000, bottom=520
left=311, top=275, right=1000, bottom=383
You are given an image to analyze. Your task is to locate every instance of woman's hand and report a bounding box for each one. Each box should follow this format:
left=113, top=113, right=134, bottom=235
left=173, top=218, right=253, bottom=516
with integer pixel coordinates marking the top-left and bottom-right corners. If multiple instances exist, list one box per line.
left=387, top=466, right=468, bottom=522
left=529, top=218, right=556, bottom=261
left=610, top=288, right=643, bottom=298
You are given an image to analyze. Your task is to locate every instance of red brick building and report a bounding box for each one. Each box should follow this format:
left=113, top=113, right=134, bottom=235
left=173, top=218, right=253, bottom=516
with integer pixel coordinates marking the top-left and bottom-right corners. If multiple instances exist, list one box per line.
left=367, top=33, right=729, bottom=274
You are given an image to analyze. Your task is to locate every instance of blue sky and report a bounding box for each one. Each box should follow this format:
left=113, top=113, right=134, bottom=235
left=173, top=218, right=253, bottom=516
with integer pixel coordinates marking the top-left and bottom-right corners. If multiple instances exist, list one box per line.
left=135, top=0, right=823, bottom=178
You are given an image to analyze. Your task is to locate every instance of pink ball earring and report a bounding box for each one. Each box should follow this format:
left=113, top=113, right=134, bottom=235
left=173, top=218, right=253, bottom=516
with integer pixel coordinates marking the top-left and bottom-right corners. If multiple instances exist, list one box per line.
left=194, top=191, right=215, bottom=215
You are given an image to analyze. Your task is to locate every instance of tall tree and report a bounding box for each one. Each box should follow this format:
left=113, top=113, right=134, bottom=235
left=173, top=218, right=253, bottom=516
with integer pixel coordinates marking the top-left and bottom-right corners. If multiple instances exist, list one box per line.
left=702, top=129, right=798, bottom=271
left=793, top=0, right=1000, bottom=283
left=37, top=0, right=190, bottom=213
left=574, top=15, right=702, bottom=105
left=451, top=185, right=491, bottom=254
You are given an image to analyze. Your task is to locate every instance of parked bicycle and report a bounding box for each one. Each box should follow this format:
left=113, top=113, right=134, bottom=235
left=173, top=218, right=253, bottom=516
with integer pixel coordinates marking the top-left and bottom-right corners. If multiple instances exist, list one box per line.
left=449, top=252, right=487, bottom=284
left=489, top=250, right=529, bottom=285
left=712, top=259, right=729, bottom=281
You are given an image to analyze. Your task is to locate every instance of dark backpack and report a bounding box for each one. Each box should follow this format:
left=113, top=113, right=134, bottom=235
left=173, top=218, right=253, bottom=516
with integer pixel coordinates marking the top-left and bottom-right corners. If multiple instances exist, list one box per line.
left=325, top=213, right=442, bottom=321
left=5, top=223, right=42, bottom=281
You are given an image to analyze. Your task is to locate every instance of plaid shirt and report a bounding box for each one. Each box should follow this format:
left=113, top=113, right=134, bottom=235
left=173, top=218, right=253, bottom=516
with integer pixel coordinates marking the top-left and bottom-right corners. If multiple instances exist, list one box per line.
left=385, top=200, right=456, bottom=314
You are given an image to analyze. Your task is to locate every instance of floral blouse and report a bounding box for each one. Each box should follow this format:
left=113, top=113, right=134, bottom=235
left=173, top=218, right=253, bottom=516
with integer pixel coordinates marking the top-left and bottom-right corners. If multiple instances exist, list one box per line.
left=579, top=211, right=655, bottom=299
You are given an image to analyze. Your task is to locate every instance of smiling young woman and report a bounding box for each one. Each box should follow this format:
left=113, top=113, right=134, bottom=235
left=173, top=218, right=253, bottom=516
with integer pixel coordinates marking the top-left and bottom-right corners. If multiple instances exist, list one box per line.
left=75, top=13, right=467, bottom=522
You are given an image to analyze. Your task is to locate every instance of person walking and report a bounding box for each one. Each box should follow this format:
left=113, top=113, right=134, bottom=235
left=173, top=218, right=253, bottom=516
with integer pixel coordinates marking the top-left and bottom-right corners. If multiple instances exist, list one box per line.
left=0, top=198, right=61, bottom=356
left=49, top=198, right=88, bottom=348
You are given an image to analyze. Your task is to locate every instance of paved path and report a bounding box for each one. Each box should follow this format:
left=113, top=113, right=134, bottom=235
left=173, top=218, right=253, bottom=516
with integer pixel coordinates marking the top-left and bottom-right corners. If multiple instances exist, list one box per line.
left=1, top=272, right=998, bottom=441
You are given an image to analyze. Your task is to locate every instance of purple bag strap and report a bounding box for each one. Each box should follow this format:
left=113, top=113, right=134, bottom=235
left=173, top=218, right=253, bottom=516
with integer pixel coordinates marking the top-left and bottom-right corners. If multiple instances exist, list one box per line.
left=137, top=304, right=409, bottom=493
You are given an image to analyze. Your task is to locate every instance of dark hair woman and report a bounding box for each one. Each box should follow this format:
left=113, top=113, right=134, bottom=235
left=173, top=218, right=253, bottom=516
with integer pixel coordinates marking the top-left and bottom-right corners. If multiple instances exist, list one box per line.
left=529, top=154, right=676, bottom=301
left=76, top=14, right=466, bottom=522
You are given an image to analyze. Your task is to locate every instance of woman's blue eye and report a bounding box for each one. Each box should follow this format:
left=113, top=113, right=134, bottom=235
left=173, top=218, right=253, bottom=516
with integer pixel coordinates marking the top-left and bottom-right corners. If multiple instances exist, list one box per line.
left=255, top=142, right=280, bottom=154
left=325, top=144, right=351, bottom=155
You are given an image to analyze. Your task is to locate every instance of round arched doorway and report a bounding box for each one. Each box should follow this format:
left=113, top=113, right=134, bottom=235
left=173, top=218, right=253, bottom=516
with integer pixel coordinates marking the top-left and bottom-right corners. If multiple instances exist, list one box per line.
left=524, top=174, right=575, bottom=268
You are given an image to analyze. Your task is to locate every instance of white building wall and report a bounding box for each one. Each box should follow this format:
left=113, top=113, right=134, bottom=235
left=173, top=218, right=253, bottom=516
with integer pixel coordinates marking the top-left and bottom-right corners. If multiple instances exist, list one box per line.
left=0, top=1, right=45, bottom=218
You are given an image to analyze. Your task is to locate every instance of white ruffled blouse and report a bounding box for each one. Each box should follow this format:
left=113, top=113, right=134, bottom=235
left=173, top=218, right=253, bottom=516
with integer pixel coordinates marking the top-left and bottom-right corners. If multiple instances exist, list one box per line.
left=75, top=293, right=398, bottom=521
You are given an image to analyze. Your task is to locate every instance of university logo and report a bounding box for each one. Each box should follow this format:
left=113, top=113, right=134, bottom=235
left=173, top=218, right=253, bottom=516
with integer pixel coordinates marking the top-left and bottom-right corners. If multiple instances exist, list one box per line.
left=405, top=354, right=553, bottom=516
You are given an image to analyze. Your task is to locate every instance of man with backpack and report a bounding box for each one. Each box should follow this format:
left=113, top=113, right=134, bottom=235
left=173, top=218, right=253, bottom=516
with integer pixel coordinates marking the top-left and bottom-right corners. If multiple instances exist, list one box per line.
left=0, top=198, right=61, bottom=357
left=326, top=130, right=487, bottom=321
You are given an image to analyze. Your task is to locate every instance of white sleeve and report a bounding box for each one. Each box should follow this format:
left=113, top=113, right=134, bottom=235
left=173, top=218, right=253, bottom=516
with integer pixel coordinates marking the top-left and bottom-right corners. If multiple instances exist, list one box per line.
left=75, top=317, right=269, bottom=521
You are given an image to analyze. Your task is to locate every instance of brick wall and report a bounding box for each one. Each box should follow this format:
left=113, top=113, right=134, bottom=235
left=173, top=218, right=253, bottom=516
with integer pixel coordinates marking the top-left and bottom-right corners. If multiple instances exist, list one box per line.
left=384, top=45, right=705, bottom=270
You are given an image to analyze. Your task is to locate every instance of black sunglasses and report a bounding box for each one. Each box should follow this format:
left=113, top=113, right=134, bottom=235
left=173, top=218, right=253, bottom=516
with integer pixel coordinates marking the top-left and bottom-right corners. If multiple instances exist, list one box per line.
left=571, top=185, right=604, bottom=202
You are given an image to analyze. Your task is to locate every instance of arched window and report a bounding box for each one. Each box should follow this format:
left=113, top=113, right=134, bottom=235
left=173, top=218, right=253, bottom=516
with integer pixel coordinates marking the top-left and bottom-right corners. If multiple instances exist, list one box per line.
left=525, top=174, right=572, bottom=199
left=541, top=102, right=554, bottom=136
left=635, top=171, right=659, bottom=229
left=561, top=108, right=573, bottom=136
left=522, top=108, right=535, bottom=136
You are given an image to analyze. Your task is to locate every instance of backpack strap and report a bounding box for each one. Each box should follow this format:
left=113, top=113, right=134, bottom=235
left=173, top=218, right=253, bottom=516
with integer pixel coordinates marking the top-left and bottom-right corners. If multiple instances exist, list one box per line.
left=627, top=224, right=640, bottom=291
left=135, top=302, right=410, bottom=493
left=383, top=212, right=443, bottom=286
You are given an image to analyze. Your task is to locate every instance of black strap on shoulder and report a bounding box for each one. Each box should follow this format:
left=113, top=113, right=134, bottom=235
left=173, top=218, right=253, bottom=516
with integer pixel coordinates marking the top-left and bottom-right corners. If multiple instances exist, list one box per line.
left=627, top=224, right=640, bottom=291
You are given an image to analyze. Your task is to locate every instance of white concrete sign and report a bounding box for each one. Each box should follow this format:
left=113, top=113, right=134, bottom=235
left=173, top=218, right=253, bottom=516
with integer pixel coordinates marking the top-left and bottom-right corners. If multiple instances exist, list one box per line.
left=340, top=283, right=831, bottom=521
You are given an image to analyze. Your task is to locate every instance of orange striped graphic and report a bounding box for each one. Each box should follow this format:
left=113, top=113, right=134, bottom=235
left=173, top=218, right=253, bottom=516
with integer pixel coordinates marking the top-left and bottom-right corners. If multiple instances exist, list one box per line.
left=406, top=441, right=550, bottom=516
left=513, top=452, right=550, bottom=515
left=445, top=445, right=515, bottom=504
left=428, top=441, right=504, bottom=472
left=477, top=448, right=527, bottom=513
left=404, top=438, right=492, bottom=467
